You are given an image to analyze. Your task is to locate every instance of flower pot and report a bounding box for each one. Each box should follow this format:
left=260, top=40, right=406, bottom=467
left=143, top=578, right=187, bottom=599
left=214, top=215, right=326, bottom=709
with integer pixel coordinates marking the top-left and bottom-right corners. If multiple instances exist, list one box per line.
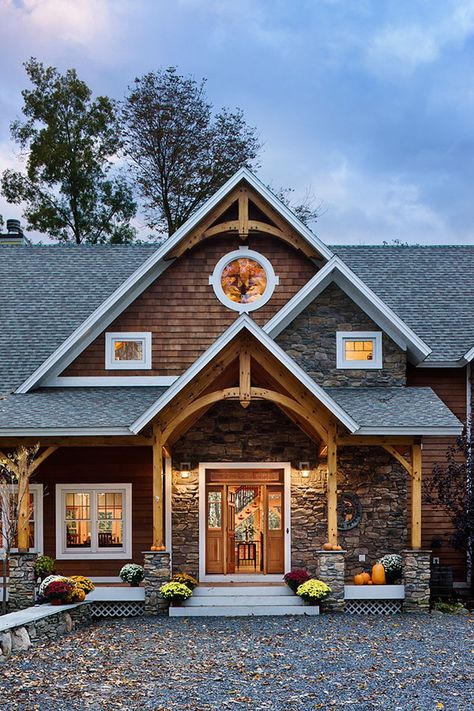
left=305, top=599, right=320, bottom=606
left=172, top=600, right=183, bottom=607
left=50, top=599, right=64, bottom=606
left=130, top=582, right=140, bottom=587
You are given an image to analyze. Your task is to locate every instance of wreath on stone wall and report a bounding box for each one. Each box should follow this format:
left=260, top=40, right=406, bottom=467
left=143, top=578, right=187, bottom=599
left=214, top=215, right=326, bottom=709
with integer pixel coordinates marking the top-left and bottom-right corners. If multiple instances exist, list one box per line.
left=337, top=492, right=362, bottom=530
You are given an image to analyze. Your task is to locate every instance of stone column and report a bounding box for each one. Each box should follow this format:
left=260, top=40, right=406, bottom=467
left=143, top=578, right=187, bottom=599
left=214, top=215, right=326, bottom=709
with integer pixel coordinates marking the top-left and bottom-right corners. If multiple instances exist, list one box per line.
left=143, top=551, right=171, bottom=615
left=7, top=553, right=37, bottom=611
left=402, top=549, right=431, bottom=613
left=316, top=550, right=345, bottom=613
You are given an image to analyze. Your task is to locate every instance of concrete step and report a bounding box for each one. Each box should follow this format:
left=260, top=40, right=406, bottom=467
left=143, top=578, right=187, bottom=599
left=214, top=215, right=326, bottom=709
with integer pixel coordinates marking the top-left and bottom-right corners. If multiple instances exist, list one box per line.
left=169, top=604, right=319, bottom=617
left=185, top=595, right=303, bottom=607
left=193, top=585, right=293, bottom=597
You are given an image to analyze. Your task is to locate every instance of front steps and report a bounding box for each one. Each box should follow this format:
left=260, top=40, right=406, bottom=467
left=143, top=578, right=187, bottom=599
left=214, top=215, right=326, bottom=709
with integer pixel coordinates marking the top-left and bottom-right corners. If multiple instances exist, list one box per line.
left=168, top=584, right=319, bottom=617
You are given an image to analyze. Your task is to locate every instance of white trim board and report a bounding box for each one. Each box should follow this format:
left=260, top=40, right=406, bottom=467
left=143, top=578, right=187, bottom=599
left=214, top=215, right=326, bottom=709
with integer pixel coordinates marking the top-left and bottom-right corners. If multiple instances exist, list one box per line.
left=0, top=427, right=133, bottom=436
left=263, top=256, right=431, bottom=363
left=129, top=314, right=358, bottom=434
left=198, top=461, right=291, bottom=583
left=17, top=168, right=332, bottom=394
left=45, top=376, right=178, bottom=387
left=356, top=426, right=462, bottom=435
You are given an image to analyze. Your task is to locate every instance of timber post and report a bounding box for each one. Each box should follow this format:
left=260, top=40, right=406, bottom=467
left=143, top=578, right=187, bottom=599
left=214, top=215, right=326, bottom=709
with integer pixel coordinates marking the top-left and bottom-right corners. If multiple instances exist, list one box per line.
left=327, top=420, right=338, bottom=546
left=411, top=442, right=422, bottom=549
left=152, top=423, right=165, bottom=550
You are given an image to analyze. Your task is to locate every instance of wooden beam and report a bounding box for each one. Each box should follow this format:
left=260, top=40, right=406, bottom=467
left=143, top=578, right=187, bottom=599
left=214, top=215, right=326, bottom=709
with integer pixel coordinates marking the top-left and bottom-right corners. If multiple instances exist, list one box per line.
left=411, top=443, right=422, bottom=549
left=239, top=347, right=251, bottom=408
left=30, top=446, right=59, bottom=473
left=152, top=423, right=165, bottom=550
left=250, top=388, right=328, bottom=441
left=382, top=445, right=413, bottom=477
left=337, top=436, right=415, bottom=446
left=238, top=189, right=249, bottom=238
left=327, top=421, right=338, bottom=546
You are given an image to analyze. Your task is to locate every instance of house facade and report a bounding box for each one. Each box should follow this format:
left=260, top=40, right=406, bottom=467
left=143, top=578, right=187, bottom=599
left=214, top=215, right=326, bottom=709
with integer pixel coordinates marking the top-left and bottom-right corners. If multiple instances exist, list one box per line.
left=0, top=169, right=471, bottom=607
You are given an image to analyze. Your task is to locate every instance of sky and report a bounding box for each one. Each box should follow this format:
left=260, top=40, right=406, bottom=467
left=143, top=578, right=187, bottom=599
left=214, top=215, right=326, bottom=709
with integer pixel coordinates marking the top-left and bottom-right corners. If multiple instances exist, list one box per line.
left=0, top=0, right=474, bottom=245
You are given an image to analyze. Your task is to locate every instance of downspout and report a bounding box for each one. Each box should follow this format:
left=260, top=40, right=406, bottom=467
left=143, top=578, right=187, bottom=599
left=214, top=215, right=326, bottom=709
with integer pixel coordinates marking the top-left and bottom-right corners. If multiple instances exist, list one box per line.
left=466, top=362, right=472, bottom=588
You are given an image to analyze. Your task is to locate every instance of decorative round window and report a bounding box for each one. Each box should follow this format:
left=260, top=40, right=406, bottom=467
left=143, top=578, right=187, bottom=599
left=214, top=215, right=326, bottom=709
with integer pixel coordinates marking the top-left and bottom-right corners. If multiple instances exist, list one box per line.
left=337, top=492, right=362, bottom=531
left=209, top=248, right=279, bottom=312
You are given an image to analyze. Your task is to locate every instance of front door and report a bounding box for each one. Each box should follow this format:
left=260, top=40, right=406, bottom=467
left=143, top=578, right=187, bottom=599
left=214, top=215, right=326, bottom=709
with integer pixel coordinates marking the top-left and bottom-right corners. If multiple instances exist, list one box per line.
left=205, top=471, right=285, bottom=575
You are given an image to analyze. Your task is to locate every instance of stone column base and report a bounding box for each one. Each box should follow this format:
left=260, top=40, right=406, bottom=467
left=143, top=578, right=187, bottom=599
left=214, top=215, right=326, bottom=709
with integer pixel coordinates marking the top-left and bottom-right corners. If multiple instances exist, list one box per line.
left=143, top=551, right=171, bottom=615
left=402, top=549, right=431, bottom=614
left=316, top=550, right=346, bottom=613
left=8, top=553, right=37, bottom=611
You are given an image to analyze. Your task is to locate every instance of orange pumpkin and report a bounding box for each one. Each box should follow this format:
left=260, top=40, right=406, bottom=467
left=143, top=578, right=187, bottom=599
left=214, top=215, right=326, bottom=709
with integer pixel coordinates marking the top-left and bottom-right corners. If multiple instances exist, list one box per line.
left=150, top=545, right=158, bottom=551
left=354, top=573, right=364, bottom=585
left=361, top=572, right=371, bottom=584
left=333, top=545, right=343, bottom=551
left=322, top=542, right=333, bottom=551
left=367, top=580, right=373, bottom=585
left=371, top=562, right=386, bottom=585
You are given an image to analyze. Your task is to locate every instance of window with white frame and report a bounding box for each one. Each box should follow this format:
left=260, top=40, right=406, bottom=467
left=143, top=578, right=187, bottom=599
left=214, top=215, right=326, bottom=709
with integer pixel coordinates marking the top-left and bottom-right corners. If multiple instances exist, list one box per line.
left=56, top=484, right=132, bottom=559
left=105, top=332, right=152, bottom=370
left=209, top=247, right=279, bottom=313
left=336, top=331, right=382, bottom=369
left=0, top=484, right=43, bottom=553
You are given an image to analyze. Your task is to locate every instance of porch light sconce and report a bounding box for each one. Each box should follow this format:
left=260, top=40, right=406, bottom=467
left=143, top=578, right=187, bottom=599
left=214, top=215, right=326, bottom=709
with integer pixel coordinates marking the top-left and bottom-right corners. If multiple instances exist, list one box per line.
left=299, top=461, right=310, bottom=478
left=180, top=462, right=191, bottom=479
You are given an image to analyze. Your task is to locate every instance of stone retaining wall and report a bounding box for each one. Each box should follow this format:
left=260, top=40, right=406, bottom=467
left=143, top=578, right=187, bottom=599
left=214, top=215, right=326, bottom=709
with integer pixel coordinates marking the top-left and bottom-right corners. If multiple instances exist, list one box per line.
left=0, top=604, right=92, bottom=661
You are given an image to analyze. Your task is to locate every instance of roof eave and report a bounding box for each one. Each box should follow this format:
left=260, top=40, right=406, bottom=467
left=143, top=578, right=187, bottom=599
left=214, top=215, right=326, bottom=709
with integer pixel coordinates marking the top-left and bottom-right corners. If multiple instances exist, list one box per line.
left=355, top=425, right=463, bottom=436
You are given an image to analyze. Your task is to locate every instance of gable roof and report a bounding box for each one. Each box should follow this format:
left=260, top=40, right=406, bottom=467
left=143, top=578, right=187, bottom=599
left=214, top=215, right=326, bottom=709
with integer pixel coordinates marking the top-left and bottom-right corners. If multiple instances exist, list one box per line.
left=0, top=245, right=157, bottom=395
left=334, top=245, right=474, bottom=364
left=15, top=169, right=332, bottom=394
left=129, top=314, right=358, bottom=434
left=263, top=256, right=431, bottom=362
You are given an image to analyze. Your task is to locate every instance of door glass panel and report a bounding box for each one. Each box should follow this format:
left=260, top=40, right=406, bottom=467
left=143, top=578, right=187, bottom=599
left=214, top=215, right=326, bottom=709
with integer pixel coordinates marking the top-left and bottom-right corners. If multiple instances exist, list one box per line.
left=268, top=491, right=282, bottom=530
left=207, top=491, right=222, bottom=529
left=97, top=492, right=123, bottom=548
left=65, top=492, right=91, bottom=548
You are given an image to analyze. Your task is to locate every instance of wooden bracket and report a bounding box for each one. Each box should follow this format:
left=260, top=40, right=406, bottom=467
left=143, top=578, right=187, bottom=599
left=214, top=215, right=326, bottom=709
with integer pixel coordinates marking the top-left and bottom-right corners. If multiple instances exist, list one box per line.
left=382, top=445, right=413, bottom=478
left=239, top=347, right=251, bottom=408
left=238, top=188, right=249, bottom=239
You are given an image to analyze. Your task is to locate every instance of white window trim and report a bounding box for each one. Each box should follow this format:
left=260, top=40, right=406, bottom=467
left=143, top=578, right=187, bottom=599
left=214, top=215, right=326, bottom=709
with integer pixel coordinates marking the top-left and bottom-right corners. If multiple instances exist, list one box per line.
left=55, top=483, right=132, bottom=560
left=105, top=332, right=152, bottom=370
left=336, top=331, right=383, bottom=369
left=209, top=246, right=279, bottom=313
left=0, top=484, right=43, bottom=554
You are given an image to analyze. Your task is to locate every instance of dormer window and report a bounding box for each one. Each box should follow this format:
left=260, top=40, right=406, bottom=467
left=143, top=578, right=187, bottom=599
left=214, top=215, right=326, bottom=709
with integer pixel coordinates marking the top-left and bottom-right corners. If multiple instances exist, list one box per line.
left=105, top=332, right=152, bottom=370
left=336, top=331, right=382, bottom=369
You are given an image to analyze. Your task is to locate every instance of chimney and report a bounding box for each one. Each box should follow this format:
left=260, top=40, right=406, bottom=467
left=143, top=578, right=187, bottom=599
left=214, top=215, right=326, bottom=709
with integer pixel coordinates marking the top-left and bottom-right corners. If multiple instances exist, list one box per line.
left=0, top=218, right=29, bottom=246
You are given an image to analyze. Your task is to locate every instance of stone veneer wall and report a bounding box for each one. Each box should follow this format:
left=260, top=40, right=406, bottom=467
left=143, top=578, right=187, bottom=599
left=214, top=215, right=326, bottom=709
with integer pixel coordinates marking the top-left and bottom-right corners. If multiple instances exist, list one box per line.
left=275, top=283, right=406, bottom=387
left=143, top=552, right=171, bottom=614
left=171, top=401, right=407, bottom=579
left=8, top=553, right=37, bottom=611
left=0, top=605, right=92, bottom=660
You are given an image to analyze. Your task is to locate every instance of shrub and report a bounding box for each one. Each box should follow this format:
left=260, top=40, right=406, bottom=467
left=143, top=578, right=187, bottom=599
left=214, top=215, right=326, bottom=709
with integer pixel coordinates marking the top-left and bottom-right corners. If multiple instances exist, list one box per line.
left=69, top=575, right=95, bottom=594
left=34, top=555, right=55, bottom=580
left=39, top=575, right=68, bottom=598
left=159, top=581, right=192, bottom=602
left=119, top=564, right=144, bottom=586
left=296, top=579, right=331, bottom=604
left=283, top=569, right=311, bottom=592
left=171, top=573, right=198, bottom=590
left=66, top=587, right=86, bottom=603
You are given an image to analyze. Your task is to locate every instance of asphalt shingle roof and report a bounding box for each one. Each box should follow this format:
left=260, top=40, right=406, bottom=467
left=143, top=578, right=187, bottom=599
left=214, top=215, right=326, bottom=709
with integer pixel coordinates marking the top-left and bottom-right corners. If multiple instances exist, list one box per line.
left=332, top=245, right=474, bottom=362
left=326, top=386, right=461, bottom=430
left=0, top=387, right=166, bottom=430
left=0, top=245, right=157, bottom=393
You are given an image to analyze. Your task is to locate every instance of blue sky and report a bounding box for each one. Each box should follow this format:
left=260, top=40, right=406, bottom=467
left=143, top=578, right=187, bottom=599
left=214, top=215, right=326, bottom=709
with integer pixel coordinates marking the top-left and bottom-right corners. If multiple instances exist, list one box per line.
left=1, top=0, right=473, bottom=244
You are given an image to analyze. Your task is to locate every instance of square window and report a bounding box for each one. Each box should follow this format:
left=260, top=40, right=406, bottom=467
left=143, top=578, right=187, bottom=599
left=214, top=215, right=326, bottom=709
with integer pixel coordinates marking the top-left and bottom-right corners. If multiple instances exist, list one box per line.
left=336, top=332, right=382, bottom=369
left=105, top=332, right=152, bottom=370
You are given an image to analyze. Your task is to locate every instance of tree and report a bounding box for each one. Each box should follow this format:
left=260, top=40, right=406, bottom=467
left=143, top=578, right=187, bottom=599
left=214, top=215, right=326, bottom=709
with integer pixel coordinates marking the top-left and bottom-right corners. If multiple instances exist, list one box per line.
left=0, top=445, right=39, bottom=613
left=122, top=67, right=261, bottom=235
left=273, top=186, right=324, bottom=228
left=425, top=420, right=474, bottom=591
left=1, top=58, right=136, bottom=244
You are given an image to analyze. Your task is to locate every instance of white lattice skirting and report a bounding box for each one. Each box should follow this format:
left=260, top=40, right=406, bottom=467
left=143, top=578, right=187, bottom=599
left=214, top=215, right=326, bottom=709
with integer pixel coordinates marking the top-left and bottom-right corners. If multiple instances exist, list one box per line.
left=89, top=601, right=145, bottom=618
left=345, top=600, right=402, bottom=615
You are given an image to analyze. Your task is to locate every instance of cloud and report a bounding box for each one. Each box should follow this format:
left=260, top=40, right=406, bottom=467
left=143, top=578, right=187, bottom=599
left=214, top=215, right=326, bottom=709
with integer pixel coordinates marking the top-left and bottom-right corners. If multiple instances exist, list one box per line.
left=365, top=0, right=474, bottom=72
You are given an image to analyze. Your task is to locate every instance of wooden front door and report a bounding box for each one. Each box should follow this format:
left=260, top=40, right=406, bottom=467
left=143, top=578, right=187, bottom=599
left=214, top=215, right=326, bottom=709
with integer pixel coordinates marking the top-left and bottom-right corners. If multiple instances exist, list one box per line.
left=266, top=485, right=285, bottom=574
left=205, top=471, right=286, bottom=576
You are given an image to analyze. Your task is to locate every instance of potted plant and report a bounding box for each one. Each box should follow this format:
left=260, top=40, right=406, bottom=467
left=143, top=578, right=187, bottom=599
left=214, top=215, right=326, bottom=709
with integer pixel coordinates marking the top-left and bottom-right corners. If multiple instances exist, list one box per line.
left=171, top=573, right=198, bottom=590
left=69, top=575, right=95, bottom=595
left=119, top=564, right=145, bottom=587
left=159, top=581, right=193, bottom=606
left=34, top=555, right=56, bottom=581
left=42, top=577, right=74, bottom=605
left=296, top=579, right=331, bottom=606
left=283, top=568, right=311, bottom=592
left=378, top=554, right=402, bottom=584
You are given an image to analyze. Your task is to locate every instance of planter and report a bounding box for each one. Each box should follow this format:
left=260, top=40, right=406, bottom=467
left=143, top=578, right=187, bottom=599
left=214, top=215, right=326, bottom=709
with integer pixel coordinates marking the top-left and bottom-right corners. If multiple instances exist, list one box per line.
left=171, top=600, right=183, bottom=607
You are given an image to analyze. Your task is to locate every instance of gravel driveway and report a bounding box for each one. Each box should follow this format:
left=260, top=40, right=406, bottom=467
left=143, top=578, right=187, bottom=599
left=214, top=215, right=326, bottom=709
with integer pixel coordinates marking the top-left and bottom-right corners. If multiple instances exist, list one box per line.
left=0, top=614, right=472, bottom=710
